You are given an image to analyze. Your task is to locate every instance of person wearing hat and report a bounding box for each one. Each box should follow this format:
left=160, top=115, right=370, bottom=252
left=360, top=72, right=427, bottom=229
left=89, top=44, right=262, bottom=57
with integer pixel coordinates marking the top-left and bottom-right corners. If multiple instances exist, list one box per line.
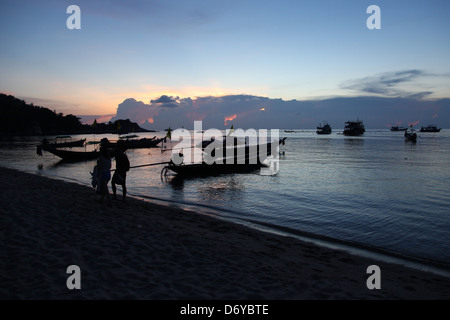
left=97, top=145, right=112, bottom=206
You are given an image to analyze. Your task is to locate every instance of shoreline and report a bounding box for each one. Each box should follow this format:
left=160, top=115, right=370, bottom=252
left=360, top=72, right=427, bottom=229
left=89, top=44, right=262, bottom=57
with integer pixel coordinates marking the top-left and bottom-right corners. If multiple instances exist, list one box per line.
left=1, top=166, right=450, bottom=299
left=137, top=192, right=450, bottom=280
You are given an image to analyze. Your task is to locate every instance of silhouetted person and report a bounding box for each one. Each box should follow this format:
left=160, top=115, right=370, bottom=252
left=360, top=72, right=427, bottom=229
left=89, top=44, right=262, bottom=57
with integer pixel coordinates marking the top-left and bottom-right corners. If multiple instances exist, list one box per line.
left=97, top=145, right=112, bottom=206
left=112, top=141, right=130, bottom=202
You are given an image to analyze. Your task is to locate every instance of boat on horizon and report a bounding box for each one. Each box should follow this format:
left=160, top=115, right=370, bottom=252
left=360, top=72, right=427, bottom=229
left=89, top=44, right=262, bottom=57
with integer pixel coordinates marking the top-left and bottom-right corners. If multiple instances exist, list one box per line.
left=316, top=122, right=332, bottom=135
left=390, top=126, right=408, bottom=132
left=343, top=119, right=365, bottom=136
left=420, top=125, right=441, bottom=132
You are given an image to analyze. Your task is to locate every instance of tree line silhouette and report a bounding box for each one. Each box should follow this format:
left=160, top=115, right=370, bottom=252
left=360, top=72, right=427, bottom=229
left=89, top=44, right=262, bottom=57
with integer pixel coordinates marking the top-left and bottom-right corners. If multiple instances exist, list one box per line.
left=0, top=93, right=150, bottom=135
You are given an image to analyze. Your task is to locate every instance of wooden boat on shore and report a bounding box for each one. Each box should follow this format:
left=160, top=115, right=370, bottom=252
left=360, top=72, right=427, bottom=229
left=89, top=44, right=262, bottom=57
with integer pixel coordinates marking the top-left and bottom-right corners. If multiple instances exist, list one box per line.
left=41, top=147, right=100, bottom=161
left=390, top=126, right=408, bottom=132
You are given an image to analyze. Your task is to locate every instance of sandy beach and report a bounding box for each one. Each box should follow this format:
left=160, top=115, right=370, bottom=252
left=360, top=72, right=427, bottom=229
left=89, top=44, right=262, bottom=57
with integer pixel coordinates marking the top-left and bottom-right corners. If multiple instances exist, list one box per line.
left=1, top=166, right=450, bottom=301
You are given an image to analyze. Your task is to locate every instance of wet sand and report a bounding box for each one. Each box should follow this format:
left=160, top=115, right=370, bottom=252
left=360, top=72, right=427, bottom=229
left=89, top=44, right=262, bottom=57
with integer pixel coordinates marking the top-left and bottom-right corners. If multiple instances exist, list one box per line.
left=1, top=166, right=450, bottom=300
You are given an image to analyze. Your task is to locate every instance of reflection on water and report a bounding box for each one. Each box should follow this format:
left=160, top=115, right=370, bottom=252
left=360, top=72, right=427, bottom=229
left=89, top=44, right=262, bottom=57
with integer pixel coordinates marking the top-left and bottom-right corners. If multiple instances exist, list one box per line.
left=1, top=130, right=450, bottom=268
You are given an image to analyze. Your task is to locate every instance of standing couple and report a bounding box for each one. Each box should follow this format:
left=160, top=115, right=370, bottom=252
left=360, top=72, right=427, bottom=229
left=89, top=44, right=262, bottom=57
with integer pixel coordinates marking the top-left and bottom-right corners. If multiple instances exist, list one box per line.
left=96, top=139, right=130, bottom=206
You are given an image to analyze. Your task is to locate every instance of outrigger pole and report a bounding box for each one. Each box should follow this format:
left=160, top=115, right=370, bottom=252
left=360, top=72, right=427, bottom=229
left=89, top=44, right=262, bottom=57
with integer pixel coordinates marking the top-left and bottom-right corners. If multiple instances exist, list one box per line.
left=110, top=161, right=171, bottom=172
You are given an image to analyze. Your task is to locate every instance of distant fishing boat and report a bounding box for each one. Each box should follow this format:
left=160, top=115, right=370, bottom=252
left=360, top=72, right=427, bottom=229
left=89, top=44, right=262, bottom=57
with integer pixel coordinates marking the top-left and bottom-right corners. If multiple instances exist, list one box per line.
left=420, top=125, right=441, bottom=132
left=343, top=119, right=365, bottom=136
left=390, top=126, right=408, bottom=132
left=316, top=122, right=332, bottom=135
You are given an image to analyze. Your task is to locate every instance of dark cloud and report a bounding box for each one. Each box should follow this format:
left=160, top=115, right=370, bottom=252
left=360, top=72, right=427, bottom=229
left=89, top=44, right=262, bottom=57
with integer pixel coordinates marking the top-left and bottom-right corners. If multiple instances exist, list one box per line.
left=340, top=70, right=434, bottom=98
left=150, top=95, right=179, bottom=104
left=150, top=95, right=181, bottom=108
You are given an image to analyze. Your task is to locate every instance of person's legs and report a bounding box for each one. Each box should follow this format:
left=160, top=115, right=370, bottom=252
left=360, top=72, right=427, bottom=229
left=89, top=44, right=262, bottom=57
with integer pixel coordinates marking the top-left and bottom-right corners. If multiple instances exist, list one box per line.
left=111, top=180, right=117, bottom=200
left=101, top=179, right=112, bottom=206
left=122, top=183, right=127, bottom=201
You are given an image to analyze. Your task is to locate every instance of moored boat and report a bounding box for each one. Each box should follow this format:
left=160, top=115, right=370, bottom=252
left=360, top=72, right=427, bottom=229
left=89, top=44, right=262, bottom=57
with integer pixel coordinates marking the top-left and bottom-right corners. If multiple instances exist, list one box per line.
left=41, top=147, right=100, bottom=161
left=108, top=136, right=165, bottom=149
left=343, top=119, right=365, bottom=136
left=163, top=137, right=286, bottom=177
left=41, top=136, right=86, bottom=148
left=316, top=122, right=332, bottom=135
left=162, top=161, right=265, bottom=176
left=390, top=126, right=408, bottom=132
left=420, top=125, right=441, bottom=132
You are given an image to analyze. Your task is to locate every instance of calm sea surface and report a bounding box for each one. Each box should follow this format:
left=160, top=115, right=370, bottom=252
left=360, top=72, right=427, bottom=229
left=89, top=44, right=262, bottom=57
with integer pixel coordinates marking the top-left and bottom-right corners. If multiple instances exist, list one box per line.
left=1, top=129, right=449, bottom=274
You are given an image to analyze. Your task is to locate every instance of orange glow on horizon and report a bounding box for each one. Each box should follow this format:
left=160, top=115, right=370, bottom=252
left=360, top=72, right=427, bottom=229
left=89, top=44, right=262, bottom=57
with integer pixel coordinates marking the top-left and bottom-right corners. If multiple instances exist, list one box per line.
left=224, top=114, right=237, bottom=126
left=96, top=115, right=114, bottom=123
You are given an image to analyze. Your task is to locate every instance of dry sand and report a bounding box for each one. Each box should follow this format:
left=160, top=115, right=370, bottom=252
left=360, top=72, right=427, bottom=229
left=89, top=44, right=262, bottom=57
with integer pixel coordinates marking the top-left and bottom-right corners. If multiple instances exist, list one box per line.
left=1, top=166, right=450, bottom=300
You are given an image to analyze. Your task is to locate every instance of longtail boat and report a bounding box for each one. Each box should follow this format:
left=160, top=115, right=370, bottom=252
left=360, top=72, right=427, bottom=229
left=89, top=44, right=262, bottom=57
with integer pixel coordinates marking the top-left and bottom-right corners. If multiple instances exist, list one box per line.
left=40, top=147, right=100, bottom=161
left=162, top=137, right=286, bottom=177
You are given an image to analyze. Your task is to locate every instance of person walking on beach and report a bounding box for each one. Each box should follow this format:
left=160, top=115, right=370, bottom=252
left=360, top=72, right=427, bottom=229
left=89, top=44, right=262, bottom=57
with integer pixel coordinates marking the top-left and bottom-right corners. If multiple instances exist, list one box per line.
left=112, top=141, right=130, bottom=202
left=97, top=144, right=112, bottom=206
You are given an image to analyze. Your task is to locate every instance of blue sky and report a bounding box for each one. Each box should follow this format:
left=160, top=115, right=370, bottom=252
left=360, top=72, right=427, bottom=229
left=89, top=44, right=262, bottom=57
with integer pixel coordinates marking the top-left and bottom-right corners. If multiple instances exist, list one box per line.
left=1, top=0, right=449, bottom=128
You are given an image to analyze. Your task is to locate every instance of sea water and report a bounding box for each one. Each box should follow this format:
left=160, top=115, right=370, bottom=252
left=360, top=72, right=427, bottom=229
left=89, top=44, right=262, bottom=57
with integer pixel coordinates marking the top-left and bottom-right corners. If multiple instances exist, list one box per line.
left=1, top=129, right=449, bottom=273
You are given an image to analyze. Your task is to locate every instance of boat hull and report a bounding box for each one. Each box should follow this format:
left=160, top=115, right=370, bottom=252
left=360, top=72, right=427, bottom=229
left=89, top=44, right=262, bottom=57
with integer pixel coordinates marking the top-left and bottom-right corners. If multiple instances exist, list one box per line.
left=316, top=123, right=332, bottom=135
left=391, top=127, right=408, bottom=132
left=42, top=147, right=100, bottom=161
left=165, top=138, right=286, bottom=177
left=420, top=126, right=441, bottom=132
left=107, top=137, right=165, bottom=149
left=42, top=138, right=86, bottom=148
left=343, top=120, right=365, bottom=136
left=165, top=162, right=265, bottom=176
left=316, top=128, right=332, bottom=134
left=404, top=132, right=417, bottom=142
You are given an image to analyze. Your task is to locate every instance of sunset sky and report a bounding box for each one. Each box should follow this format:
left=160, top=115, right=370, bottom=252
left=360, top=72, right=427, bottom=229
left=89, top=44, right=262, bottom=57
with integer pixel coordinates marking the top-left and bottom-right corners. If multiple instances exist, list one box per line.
left=1, top=0, right=449, bottom=128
